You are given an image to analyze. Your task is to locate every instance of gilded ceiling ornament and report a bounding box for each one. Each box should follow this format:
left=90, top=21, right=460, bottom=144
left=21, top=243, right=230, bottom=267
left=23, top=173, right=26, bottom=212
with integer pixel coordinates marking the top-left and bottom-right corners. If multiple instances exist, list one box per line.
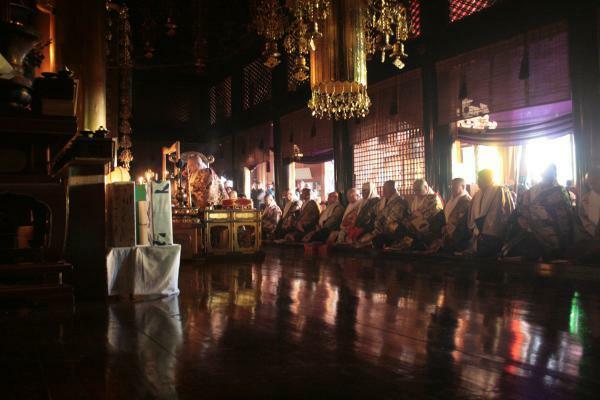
left=365, top=0, right=409, bottom=69
left=308, top=0, right=370, bottom=119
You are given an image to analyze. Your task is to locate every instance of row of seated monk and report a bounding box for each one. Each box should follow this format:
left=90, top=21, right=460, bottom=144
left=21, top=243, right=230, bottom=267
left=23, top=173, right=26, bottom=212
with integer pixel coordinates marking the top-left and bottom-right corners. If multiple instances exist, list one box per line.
left=260, top=165, right=600, bottom=262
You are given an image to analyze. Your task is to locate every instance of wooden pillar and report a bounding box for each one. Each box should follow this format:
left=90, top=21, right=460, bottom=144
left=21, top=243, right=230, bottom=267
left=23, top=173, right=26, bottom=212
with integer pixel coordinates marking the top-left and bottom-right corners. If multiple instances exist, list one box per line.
left=54, top=0, right=106, bottom=131
left=273, top=117, right=289, bottom=204
left=568, top=6, right=600, bottom=186
left=333, top=119, right=352, bottom=193
left=421, top=0, right=451, bottom=198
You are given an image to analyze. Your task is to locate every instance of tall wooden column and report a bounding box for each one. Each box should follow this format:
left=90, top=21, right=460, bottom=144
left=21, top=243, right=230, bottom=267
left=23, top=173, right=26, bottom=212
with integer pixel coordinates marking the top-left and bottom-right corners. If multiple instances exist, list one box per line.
left=333, top=119, right=353, bottom=194
left=421, top=0, right=451, bottom=197
left=568, top=6, right=600, bottom=185
left=272, top=117, right=288, bottom=204
left=54, top=0, right=106, bottom=131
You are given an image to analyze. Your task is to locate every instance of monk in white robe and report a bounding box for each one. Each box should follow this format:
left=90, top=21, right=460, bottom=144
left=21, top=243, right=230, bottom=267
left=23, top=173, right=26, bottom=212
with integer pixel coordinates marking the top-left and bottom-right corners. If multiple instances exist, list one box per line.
left=346, top=182, right=380, bottom=243
left=403, top=179, right=445, bottom=249
left=437, top=178, right=472, bottom=252
left=328, top=188, right=362, bottom=244
left=302, top=192, right=344, bottom=243
left=275, top=189, right=302, bottom=239
left=468, top=169, right=516, bottom=257
left=262, top=193, right=282, bottom=240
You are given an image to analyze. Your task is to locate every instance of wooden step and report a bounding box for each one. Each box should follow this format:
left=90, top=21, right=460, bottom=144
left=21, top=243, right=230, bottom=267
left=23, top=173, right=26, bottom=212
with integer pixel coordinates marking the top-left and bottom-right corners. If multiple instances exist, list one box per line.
left=0, top=283, right=73, bottom=302
left=0, top=261, right=72, bottom=276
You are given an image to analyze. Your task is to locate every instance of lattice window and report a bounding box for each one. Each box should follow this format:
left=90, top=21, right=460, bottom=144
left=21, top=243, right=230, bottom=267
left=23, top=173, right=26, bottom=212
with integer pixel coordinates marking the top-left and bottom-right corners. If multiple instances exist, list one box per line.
left=449, top=0, right=497, bottom=22
left=408, top=0, right=421, bottom=38
left=242, top=60, right=272, bottom=110
left=209, top=77, right=232, bottom=125
left=353, top=128, right=425, bottom=196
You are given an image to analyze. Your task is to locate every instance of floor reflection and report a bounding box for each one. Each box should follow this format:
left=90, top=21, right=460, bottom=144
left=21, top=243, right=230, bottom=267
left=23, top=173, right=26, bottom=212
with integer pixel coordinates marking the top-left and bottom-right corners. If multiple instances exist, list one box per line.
left=1, top=248, right=600, bottom=399
left=174, top=249, right=600, bottom=398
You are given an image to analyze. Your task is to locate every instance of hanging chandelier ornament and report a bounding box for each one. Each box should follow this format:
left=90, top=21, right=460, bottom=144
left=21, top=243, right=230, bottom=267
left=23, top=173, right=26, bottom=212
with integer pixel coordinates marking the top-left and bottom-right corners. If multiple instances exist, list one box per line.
left=365, top=0, right=409, bottom=70
left=283, top=0, right=330, bottom=82
left=308, top=0, right=370, bottom=119
left=252, top=0, right=286, bottom=68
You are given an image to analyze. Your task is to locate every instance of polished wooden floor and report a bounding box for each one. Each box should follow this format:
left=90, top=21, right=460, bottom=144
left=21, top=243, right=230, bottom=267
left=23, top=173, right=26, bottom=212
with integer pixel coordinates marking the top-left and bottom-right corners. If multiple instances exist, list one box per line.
left=1, top=247, right=600, bottom=399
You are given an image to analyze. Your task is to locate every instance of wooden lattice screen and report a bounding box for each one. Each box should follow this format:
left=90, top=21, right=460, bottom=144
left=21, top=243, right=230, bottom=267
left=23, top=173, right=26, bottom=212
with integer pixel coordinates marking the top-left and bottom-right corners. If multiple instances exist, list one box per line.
left=449, top=0, right=498, bottom=22
left=408, top=0, right=421, bottom=38
left=353, top=128, right=425, bottom=196
left=209, top=77, right=232, bottom=125
left=242, top=59, right=272, bottom=110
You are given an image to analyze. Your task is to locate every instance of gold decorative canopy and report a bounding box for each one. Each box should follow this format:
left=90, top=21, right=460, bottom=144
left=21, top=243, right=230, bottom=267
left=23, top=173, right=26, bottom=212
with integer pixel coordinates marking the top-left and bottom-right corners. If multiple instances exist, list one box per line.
left=308, top=0, right=370, bottom=119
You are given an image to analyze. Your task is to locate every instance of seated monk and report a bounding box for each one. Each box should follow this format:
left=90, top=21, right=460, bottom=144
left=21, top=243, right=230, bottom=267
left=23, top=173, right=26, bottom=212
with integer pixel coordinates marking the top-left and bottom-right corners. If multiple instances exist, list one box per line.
left=346, top=182, right=381, bottom=243
left=302, top=192, right=345, bottom=242
left=573, top=167, right=600, bottom=262
left=468, top=169, right=516, bottom=257
left=262, top=193, right=282, bottom=240
left=274, top=189, right=302, bottom=239
left=438, top=178, right=472, bottom=252
left=284, top=188, right=320, bottom=242
left=328, top=188, right=362, bottom=244
left=402, top=179, right=444, bottom=249
left=362, top=180, right=410, bottom=249
left=504, top=164, right=576, bottom=260
left=579, top=167, right=600, bottom=239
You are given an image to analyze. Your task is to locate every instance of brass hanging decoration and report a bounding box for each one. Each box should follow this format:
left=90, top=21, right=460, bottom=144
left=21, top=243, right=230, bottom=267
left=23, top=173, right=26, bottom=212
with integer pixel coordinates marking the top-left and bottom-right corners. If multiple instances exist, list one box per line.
left=365, top=0, right=409, bottom=70
left=252, top=0, right=286, bottom=68
left=283, top=0, right=331, bottom=82
left=117, top=5, right=133, bottom=170
left=308, top=0, right=370, bottom=119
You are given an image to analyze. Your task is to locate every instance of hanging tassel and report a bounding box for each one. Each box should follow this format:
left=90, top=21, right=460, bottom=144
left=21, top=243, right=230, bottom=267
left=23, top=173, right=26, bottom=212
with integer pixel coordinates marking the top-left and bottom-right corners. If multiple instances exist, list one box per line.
left=310, top=120, right=317, bottom=137
left=259, top=138, right=265, bottom=150
left=519, top=47, right=530, bottom=80
left=266, top=162, right=271, bottom=173
left=219, top=144, right=224, bottom=159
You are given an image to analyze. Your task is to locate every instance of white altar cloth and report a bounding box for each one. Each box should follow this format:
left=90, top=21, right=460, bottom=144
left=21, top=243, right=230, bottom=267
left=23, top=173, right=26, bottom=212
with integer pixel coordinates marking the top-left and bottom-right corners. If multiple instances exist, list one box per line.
left=106, top=244, right=181, bottom=297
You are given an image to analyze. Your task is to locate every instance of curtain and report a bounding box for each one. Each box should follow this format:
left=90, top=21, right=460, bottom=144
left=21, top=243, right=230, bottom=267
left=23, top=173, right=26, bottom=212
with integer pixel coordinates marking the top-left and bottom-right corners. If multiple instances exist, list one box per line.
left=235, top=122, right=273, bottom=169
left=280, top=108, right=333, bottom=159
left=457, top=113, right=573, bottom=146
left=436, top=22, right=570, bottom=125
left=349, top=68, right=423, bottom=145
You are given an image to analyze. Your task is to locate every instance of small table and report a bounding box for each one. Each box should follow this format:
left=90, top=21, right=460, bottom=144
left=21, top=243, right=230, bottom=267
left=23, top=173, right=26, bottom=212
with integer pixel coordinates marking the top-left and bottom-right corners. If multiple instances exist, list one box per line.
left=106, top=244, right=181, bottom=298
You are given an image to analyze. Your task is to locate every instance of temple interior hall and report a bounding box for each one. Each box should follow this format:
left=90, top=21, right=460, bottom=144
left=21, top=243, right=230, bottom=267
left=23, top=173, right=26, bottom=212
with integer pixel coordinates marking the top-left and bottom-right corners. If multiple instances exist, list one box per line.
left=1, top=0, right=600, bottom=399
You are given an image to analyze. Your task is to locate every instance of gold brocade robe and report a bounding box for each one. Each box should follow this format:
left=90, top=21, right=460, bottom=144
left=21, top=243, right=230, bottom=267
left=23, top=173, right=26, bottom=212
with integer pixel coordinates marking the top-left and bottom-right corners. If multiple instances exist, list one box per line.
left=295, top=200, right=320, bottom=233
left=516, top=183, right=576, bottom=252
left=189, top=168, right=226, bottom=209
left=405, top=193, right=444, bottom=237
left=262, top=203, right=282, bottom=238
left=373, top=194, right=410, bottom=236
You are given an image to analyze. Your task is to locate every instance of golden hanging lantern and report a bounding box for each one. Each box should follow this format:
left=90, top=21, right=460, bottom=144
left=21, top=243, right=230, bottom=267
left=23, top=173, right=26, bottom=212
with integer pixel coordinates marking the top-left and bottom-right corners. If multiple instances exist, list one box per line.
left=308, top=0, right=370, bottom=119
